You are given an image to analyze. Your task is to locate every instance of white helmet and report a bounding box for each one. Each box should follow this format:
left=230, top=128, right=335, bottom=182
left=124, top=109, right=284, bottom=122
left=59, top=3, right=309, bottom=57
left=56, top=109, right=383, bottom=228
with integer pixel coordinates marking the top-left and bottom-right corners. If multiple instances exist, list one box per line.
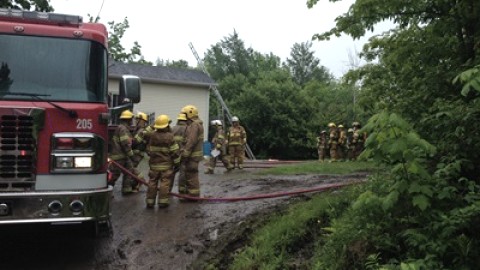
left=211, top=120, right=222, bottom=126
left=232, top=116, right=239, bottom=122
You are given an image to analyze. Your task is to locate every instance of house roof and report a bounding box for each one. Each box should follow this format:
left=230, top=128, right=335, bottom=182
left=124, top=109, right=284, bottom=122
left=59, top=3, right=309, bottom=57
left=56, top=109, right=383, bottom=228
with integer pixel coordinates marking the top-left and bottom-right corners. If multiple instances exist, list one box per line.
left=108, top=60, right=216, bottom=88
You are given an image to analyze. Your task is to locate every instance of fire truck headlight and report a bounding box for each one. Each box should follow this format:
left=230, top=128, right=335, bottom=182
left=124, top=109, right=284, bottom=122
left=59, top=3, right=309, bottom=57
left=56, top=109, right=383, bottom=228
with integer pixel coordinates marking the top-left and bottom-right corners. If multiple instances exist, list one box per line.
left=74, top=157, right=92, bottom=168
left=51, top=133, right=104, bottom=173
left=56, top=157, right=74, bottom=168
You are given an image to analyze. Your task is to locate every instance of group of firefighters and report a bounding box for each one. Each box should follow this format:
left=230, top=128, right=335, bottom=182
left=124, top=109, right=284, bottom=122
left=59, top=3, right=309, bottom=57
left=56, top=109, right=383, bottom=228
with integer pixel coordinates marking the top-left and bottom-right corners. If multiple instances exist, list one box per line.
left=317, top=121, right=366, bottom=162
left=107, top=105, right=247, bottom=209
left=108, top=105, right=203, bottom=209
left=108, top=105, right=362, bottom=208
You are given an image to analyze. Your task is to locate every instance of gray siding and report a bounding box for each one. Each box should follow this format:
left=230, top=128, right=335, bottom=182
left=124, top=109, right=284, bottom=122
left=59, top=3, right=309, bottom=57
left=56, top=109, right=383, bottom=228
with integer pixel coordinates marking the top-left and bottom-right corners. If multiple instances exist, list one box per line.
left=109, top=79, right=210, bottom=138
left=108, top=63, right=213, bottom=140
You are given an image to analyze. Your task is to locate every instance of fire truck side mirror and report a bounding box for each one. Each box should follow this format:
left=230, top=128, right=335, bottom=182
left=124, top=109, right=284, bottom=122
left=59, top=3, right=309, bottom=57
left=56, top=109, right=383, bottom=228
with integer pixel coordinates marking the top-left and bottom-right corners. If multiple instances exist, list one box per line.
left=119, top=75, right=141, bottom=104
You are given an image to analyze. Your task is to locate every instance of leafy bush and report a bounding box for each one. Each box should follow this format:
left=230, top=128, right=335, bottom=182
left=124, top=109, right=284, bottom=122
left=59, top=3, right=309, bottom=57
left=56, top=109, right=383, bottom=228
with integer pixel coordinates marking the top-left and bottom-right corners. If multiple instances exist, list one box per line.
left=312, top=112, right=480, bottom=269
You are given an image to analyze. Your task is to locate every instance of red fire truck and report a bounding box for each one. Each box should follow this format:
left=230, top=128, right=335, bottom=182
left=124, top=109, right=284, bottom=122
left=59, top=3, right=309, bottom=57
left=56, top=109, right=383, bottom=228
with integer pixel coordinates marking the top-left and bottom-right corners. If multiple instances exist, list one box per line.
left=0, top=8, right=140, bottom=234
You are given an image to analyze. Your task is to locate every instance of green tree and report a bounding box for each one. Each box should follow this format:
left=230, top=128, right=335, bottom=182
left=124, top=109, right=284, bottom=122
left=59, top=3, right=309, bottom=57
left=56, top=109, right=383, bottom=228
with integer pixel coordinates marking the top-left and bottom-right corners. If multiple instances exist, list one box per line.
left=306, top=0, right=480, bottom=268
left=304, top=80, right=362, bottom=126
left=233, top=69, right=311, bottom=159
left=251, top=51, right=282, bottom=78
left=107, top=17, right=151, bottom=64
left=285, top=41, right=332, bottom=87
left=155, top=59, right=191, bottom=69
left=215, top=52, right=282, bottom=103
left=204, top=32, right=276, bottom=129
left=203, top=31, right=357, bottom=159
left=308, top=0, right=480, bottom=165
left=0, top=0, right=52, bottom=11
left=204, top=30, right=254, bottom=81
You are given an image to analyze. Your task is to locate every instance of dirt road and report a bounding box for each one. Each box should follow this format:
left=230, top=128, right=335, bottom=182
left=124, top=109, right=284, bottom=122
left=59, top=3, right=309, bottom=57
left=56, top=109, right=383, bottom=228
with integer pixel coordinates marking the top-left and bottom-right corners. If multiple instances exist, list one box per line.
left=0, top=162, right=366, bottom=270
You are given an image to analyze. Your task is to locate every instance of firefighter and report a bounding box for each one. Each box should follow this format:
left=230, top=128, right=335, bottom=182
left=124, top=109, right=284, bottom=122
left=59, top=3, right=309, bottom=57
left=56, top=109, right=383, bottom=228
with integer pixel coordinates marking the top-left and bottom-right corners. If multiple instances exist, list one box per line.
left=108, top=109, right=144, bottom=195
left=132, top=111, right=149, bottom=161
left=205, top=120, right=233, bottom=174
left=129, top=111, right=149, bottom=192
left=337, top=124, right=347, bottom=161
left=144, top=115, right=180, bottom=208
left=316, top=130, right=328, bottom=162
left=352, top=121, right=366, bottom=159
left=227, top=116, right=247, bottom=169
left=346, top=128, right=355, bottom=161
left=170, top=113, right=188, bottom=193
left=328, top=122, right=338, bottom=162
left=181, top=105, right=204, bottom=198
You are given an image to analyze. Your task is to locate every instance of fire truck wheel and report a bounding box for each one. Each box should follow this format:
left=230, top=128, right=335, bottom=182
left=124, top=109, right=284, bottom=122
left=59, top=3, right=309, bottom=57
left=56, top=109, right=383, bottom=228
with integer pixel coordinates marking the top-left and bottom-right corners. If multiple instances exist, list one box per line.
left=90, top=218, right=113, bottom=238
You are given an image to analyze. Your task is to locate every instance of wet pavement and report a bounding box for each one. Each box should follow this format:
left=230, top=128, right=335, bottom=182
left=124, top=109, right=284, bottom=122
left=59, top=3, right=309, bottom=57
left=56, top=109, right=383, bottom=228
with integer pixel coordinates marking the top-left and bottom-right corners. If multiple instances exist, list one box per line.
left=0, top=162, right=366, bottom=270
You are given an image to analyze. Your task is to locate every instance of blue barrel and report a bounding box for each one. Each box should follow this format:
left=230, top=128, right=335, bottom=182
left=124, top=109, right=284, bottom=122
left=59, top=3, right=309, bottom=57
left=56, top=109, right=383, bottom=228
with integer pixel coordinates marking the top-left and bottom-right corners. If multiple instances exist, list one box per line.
left=203, top=141, right=212, bottom=156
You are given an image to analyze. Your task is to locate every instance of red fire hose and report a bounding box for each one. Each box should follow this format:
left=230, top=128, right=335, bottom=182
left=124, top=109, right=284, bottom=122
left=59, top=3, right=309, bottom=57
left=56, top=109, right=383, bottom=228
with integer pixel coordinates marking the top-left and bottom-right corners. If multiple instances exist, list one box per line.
left=108, top=159, right=149, bottom=186
left=108, top=159, right=363, bottom=202
left=170, top=181, right=361, bottom=202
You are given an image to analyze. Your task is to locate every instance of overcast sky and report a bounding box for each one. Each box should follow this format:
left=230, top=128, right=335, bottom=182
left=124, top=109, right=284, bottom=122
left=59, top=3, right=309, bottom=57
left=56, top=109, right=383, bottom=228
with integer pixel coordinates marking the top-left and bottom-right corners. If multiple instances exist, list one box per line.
left=49, top=0, right=387, bottom=78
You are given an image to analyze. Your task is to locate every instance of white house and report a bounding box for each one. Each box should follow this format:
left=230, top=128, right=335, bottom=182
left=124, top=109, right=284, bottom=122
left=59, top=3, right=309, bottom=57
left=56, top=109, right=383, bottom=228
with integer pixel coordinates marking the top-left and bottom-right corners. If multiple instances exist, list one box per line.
left=108, top=61, right=215, bottom=140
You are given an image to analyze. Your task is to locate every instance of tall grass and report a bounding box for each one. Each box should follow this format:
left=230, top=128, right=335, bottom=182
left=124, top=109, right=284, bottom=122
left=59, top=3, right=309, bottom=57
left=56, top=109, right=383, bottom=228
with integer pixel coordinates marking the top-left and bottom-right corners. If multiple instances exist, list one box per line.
left=256, top=161, right=376, bottom=175
left=229, top=186, right=362, bottom=270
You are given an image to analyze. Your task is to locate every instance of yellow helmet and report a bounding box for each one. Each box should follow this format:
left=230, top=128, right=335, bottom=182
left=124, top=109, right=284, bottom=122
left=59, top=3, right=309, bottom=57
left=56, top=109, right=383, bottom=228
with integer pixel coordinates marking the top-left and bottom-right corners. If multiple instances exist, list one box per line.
left=136, top=112, right=148, bottom=121
left=338, top=124, right=344, bottom=128
left=328, top=122, right=336, bottom=128
left=153, top=114, right=170, bottom=129
left=348, top=128, right=354, bottom=133
left=120, top=110, right=134, bottom=119
left=177, top=113, right=187, bottom=121
left=181, top=105, right=198, bottom=119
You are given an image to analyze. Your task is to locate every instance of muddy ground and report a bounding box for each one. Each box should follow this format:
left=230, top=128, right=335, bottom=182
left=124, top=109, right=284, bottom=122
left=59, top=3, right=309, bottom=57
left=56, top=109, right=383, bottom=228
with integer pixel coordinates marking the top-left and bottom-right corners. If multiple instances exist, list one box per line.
left=0, top=161, right=367, bottom=270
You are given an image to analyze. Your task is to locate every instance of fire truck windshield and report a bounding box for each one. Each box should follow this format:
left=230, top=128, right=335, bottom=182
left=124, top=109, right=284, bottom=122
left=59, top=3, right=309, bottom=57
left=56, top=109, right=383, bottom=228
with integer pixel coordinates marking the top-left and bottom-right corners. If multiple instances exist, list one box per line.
left=0, top=34, right=107, bottom=103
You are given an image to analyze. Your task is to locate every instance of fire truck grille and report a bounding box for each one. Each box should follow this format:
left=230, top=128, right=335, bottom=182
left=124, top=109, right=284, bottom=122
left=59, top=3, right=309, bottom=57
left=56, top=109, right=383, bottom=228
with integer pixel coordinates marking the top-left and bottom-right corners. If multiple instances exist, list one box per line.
left=0, top=115, right=35, bottom=190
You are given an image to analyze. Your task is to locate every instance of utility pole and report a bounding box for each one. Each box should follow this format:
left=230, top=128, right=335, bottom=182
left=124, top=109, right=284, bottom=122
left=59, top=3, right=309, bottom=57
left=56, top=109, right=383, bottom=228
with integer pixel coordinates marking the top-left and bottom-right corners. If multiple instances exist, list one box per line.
left=347, top=47, right=361, bottom=121
left=189, top=42, right=255, bottom=160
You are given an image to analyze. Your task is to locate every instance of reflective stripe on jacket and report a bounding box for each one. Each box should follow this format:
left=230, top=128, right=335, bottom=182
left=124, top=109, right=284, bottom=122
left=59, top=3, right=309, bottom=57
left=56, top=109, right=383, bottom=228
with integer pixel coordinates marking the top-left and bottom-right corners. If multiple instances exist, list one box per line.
left=172, top=122, right=188, bottom=151
left=329, top=130, right=338, bottom=146
left=132, top=126, right=147, bottom=155
left=146, top=128, right=180, bottom=171
left=183, top=118, right=204, bottom=161
left=212, top=128, right=226, bottom=149
left=109, top=123, right=134, bottom=161
left=227, top=125, right=246, bottom=146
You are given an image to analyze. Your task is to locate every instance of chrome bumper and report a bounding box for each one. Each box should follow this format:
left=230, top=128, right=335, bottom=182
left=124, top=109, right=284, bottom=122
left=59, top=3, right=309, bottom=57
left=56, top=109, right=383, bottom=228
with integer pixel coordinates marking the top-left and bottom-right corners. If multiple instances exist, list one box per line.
left=0, top=186, right=112, bottom=224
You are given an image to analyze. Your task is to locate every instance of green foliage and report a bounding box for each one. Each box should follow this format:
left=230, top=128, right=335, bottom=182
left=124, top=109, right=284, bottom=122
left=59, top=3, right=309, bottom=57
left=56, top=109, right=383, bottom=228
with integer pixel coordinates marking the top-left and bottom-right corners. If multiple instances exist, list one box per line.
left=284, top=41, right=333, bottom=87
left=303, top=1, right=480, bottom=266
left=155, top=58, right=191, bottom=69
left=303, top=80, right=365, bottom=128
left=107, top=17, right=151, bottom=64
left=229, top=0, right=480, bottom=268
left=229, top=188, right=360, bottom=270
left=203, top=31, right=359, bottom=159
left=256, top=161, right=376, bottom=176
left=311, top=113, right=480, bottom=269
left=232, top=69, right=312, bottom=159
left=453, top=65, right=480, bottom=96
left=0, top=0, right=52, bottom=11
left=361, top=112, right=436, bottom=165
left=204, top=30, right=254, bottom=81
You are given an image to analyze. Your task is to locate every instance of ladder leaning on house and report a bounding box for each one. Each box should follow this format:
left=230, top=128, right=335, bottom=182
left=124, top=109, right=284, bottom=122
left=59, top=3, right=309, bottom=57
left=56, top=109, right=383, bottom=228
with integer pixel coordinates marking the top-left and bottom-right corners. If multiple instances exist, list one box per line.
left=188, top=42, right=255, bottom=160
